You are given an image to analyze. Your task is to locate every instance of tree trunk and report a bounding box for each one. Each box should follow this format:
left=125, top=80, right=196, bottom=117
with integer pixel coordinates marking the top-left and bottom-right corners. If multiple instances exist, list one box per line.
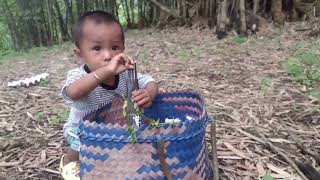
left=253, top=0, right=260, bottom=15
left=147, top=0, right=180, bottom=18
left=46, top=0, right=53, bottom=45
left=130, top=0, right=135, bottom=26
left=272, top=0, right=285, bottom=26
left=219, top=0, right=228, bottom=31
left=239, top=0, right=247, bottom=36
left=263, top=0, right=268, bottom=16
left=123, top=0, right=132, bottom=26
left=54, top=0, right=69, bottom=41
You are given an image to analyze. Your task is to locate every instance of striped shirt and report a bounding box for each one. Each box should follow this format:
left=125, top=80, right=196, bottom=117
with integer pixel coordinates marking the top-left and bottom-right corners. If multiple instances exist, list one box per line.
left=61, top=64, right=155, bottom=137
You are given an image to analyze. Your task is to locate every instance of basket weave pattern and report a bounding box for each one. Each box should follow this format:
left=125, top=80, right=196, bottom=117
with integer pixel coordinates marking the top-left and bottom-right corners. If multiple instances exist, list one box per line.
left=79, top=91, right=213, bottom=179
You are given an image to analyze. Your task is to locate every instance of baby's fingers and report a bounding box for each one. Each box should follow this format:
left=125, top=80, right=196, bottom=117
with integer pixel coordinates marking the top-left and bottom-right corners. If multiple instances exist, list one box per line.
left=124, top=55, right=135, bottom=68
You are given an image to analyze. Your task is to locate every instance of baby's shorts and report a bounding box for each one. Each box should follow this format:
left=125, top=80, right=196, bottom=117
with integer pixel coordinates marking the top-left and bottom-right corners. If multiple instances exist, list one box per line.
left=65, top=127, right=80, bottom=152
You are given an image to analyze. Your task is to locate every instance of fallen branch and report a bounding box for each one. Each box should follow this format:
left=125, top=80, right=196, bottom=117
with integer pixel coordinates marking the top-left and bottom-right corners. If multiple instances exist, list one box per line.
left=234, top=126, right=309, bottom=180
left=40, top=168, right=60, bottom=175
left=0, top=161, right=20, bottom=167
left=279, top=120, right=320, bottom=165
left=251, top=125, right=309, bottom=180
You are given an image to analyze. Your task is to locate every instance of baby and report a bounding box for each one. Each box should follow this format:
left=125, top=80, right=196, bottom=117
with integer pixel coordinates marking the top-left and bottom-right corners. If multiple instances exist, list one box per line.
left=59, top=10, right=158, bottom=179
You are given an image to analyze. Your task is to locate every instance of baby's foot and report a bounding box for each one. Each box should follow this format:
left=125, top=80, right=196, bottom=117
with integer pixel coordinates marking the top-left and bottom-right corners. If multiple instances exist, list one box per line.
left=59, top=155, right=80, bottom=180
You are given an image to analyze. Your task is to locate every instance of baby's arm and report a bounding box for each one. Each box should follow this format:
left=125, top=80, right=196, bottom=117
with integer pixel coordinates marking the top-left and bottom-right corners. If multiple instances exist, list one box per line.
left=66, top=67, right=111, bottom=100
left=67, top=53, right=134, bottom=100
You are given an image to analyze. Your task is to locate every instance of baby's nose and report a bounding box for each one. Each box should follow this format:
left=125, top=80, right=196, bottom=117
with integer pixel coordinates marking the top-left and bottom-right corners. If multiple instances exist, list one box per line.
left=104, top=51, right=112, bottom=61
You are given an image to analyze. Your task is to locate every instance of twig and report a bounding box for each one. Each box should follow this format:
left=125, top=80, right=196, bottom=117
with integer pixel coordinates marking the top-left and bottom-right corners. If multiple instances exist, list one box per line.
left=0, top=161, right=20, bottom=167
left=232, top=126, right=309, bottom=180
left=251, top=125, right=309, bottom=180
left=234, top=128, right=264, bottom=144
left=40, top=168, right=60, bottom=175
left=279, top=120, right=320, bottom=165
left=211, top=120, right=219, bottom=180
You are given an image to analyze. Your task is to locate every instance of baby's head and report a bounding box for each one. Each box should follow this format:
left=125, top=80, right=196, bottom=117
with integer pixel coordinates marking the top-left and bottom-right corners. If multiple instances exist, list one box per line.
left=72, top=11, right=125, bottom=71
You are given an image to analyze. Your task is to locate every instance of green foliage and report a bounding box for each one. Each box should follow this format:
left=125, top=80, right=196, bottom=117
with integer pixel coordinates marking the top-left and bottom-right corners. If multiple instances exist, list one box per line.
left=49, top=108, right=69, bottom=126
left=311, top=105, right=320, bottom=113
left=177, top=48, right=191, bottom=62
left=0, top=42, right=72, bottom=64
left=262, top=170, right=274, bottom=180
left=117, top=1, right=128, bottom=27
left=260, top=78, right=274, bottom=94
left=288, top=43, right=305, bottom=53
left=0, top=21, right=12, bottom=50
left=283, top=52, right=320, bottom=86
left=34, top=112, right=45, bottom=122
left=150, top=119, right=162, bottom=128
left=233, top=36, right=249, bottom=44
left=39, top=79, right=50, bottom=87
left=306, top=90, right=320, bottom=97
left=34, top=108, right=69, bottom=126
left=128, top=125, right=138, bottom=144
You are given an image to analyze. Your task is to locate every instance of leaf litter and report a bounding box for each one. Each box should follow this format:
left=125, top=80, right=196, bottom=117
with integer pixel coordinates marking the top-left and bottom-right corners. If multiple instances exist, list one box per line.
left=0, top=24, right=319, bottom=179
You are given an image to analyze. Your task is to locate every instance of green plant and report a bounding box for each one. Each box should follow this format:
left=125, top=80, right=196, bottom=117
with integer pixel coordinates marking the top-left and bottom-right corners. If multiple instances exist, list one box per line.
left=288, top=43, right=305, bottom=53
left=128, top=125, right=138, bottom=144
left=150, top=119, right=161, bottom=128
left=306, top=90, right=320, bottom=97
left=262, top=170, right=274, bottom=180
left=39, top=79, right=50, bottom=87
left=260, top=78, right=274, bottom=94
left=49, top=109, right=69, bottom=126
left=311, top=105, right=320, bottom=113
left=233, top=36, right=248, bottom=45
left=123, top=98, right=181, bottom=143
left=283, top=52, right=320, bottom=86
left=34, top=112, right=44, bottom=122
left=177, top=48, right=191, bottom=62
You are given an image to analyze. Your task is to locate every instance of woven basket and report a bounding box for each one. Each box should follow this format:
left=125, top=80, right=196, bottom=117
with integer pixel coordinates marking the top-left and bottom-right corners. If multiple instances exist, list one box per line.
left=79, top=91, right=213, bottom=180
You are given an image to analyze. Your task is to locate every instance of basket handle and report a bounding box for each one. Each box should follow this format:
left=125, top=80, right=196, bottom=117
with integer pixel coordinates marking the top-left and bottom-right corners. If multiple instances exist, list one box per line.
left=157, top=140, right=173, bottom=180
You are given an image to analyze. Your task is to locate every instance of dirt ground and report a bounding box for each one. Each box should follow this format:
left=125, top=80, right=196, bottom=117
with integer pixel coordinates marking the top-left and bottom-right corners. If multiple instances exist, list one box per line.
left=0, top=25, right=319, bottom=180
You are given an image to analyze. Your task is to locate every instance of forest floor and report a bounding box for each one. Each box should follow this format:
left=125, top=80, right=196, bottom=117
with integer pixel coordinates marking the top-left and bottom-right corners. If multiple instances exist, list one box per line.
left=0, top=23, right=319, bottom=180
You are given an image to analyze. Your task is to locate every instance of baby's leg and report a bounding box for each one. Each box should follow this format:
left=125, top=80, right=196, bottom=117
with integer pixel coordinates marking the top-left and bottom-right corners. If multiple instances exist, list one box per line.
left=64, top=127, right=80, bottom=164
left=60, top=127, right=80, bottom=179
left=64, top=148, right=79, bottom=164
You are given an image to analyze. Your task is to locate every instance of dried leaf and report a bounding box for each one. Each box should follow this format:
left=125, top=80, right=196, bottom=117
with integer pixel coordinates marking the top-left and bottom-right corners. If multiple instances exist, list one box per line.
left=223, top=142, right=248, bottom=159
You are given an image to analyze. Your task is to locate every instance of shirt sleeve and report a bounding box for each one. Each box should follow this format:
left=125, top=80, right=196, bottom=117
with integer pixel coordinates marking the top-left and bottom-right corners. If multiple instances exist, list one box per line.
left=61, top=68, right=86, bottom=104
left=137, top=73, right=155, bottom=89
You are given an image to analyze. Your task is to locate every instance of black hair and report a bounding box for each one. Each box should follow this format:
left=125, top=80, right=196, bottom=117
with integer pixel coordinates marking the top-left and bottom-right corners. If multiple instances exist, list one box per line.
left=72, top=10, right=124, bottom=47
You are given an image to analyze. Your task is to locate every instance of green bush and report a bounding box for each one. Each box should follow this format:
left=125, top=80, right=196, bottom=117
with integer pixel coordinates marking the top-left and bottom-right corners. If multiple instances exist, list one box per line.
left=283, top=52, right=320, bottom=86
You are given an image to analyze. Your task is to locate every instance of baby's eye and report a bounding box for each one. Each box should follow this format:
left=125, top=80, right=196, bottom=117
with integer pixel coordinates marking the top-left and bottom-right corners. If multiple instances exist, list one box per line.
left=92, top=46, right=101, bottom=51
left=112, top=46, right=119, bottom=50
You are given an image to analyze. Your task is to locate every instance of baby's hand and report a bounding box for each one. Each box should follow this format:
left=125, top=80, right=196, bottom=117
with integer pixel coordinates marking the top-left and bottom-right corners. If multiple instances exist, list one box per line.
left=105, top=53, right=134, bottom=75
left=132, top=89, right=152, bottom=108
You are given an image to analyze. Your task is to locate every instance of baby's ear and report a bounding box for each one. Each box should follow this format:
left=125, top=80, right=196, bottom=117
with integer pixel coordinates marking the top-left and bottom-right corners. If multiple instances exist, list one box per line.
left=73, top=48, right=82, bottom=58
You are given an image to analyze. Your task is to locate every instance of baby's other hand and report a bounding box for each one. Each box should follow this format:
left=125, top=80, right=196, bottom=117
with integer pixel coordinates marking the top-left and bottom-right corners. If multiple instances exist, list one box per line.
left=106, top=53, right=134, bottom=75
left=132, top=89, right=152, bottom=108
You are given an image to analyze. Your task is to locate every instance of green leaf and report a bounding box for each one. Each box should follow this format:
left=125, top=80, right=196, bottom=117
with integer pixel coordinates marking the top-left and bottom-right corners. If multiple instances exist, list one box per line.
left=262, top=170, right=274, bottom=180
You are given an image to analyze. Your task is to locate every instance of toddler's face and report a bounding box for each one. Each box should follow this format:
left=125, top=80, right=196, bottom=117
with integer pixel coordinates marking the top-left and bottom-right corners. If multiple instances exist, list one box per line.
left=75, top=21, right=124, bottom=71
